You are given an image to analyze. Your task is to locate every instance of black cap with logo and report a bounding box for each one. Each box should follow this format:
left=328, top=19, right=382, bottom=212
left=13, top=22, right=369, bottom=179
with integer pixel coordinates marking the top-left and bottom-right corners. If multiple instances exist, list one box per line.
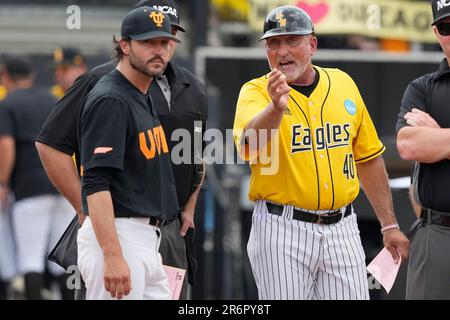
left=133, top=0, right=185, bottom=32
left=431, top=0, right=450, bottom=25
left=121, top=7, right=180, bottom=43
left=260, top=6, right=314, bottom=41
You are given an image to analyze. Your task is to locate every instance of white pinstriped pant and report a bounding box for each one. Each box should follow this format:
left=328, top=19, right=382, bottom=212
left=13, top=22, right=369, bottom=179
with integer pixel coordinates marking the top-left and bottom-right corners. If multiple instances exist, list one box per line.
left=247, top=200, right=370, bottom=300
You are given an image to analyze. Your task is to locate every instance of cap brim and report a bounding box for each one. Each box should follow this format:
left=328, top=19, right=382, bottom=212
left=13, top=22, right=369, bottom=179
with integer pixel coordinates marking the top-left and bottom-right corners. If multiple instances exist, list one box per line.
left=432, top=12, right=450, bottom=25
left=171, top=22, right=186, bottom=32
left=259, top=29, right=313, bottom=41
left=130, top=31, right=181, bottom=43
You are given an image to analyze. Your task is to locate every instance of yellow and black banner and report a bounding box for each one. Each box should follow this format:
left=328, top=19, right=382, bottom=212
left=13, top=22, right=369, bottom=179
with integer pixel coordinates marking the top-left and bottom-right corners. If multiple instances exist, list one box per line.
left=211, top=0, right=250, bottom=22
left=241, top=0, right=435, bottom=43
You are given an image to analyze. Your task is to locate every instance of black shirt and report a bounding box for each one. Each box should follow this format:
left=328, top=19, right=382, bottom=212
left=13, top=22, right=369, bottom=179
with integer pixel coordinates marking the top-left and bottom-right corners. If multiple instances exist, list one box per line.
left=37, top=60, right=117, bottom=169
left=290, top=67, right=320, bottom=97
left=80, top=69, right=179, bottom=221
left=396, top=58, right=450, bottom=211
left=150, top=63, right=208, bottom=207
left=37, top=60, right=208, bottom=209
left=0, top=87, right=58, bottom=200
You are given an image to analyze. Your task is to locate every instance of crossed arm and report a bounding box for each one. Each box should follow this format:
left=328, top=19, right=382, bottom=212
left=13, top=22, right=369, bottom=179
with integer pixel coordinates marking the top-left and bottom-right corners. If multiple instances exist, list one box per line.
left=397, top=108, right=450, bottom=163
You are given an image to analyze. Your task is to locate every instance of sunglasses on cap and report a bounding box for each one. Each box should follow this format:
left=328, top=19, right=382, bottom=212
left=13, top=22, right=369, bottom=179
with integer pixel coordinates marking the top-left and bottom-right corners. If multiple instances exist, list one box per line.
left=436, top=22, right=450, bottom=36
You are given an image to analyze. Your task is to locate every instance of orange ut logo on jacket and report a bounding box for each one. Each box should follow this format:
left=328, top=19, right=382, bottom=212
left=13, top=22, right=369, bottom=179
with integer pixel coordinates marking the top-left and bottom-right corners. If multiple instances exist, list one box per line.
left=150, top=11, right=165, bottom=27
left=139, top=125, right=169, bottom=159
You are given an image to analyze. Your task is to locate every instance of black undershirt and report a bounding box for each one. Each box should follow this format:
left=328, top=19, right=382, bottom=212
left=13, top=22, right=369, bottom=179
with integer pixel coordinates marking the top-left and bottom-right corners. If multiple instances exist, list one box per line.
left=83, top=167, right=116, bottom=196
left=290, top=68, right=320, bottom=97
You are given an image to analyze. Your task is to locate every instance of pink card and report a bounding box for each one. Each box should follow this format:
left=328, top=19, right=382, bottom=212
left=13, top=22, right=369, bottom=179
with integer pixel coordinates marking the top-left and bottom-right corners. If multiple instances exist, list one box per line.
left=163, top=265, right=186, bottom=300
left=366, top=247, right=401, bottom=294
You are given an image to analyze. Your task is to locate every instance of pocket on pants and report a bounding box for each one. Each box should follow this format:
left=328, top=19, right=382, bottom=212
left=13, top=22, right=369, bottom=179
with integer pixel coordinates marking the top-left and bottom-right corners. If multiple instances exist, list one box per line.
left=407, top=219, right=423, bottom=240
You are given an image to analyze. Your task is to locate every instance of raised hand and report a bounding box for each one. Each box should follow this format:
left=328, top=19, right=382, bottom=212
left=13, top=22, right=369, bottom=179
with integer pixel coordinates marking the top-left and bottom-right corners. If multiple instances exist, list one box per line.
left=267, top=68, right=291, bottom=112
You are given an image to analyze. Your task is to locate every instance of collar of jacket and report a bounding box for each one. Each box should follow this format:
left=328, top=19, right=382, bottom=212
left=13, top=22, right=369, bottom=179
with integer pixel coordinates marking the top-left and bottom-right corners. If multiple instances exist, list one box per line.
left=164, top=61, right=190, bottom=102
left=431, top=58, right=450, bottom=81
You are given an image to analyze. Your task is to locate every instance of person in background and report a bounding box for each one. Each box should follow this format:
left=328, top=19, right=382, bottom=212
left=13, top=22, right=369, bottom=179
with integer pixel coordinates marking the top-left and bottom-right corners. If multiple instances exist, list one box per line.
left=51, top=47, right=88, bottom=99
left=0, top=56, right=74, bottom=300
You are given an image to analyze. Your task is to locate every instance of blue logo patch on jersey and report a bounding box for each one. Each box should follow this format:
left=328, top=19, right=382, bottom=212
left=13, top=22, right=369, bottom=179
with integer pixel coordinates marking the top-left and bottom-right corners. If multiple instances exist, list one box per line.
left=344, top=99, right=357, bottom=115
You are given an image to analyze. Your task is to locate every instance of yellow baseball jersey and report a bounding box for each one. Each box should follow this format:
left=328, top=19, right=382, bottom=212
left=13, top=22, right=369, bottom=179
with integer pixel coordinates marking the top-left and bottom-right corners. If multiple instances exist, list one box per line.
left=233, top=66, right=385, bottom=211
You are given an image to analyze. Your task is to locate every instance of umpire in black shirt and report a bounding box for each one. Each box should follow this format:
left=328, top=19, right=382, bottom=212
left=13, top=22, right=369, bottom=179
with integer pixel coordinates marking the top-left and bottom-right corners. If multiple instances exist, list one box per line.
left=396, top=0, right=450, bottom=300
left=36, top=0, right=207, bottom=300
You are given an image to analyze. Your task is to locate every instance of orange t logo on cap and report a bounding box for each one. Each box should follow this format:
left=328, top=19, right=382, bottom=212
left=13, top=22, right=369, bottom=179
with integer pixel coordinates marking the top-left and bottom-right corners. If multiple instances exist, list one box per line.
left=150, top=11, right=165, bottom=27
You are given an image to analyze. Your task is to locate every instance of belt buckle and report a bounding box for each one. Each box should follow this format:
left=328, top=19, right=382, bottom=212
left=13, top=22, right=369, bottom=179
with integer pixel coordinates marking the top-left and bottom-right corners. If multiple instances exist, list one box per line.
left=157, top=219, right=166, bottom=227
left=316, top=214, right=323, bottom=225
left=319, top=211, right=340, bottom=225
left=150, top=217, right=165, bottom=227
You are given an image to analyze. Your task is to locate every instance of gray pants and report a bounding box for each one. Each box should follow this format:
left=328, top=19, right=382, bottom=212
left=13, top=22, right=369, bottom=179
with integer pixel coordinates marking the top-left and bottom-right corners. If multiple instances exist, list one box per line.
left=406, top=219, right=450, bottom=300
left=75, top=279, right=86, bottom=300
left=158, top=217, right=189, bottom=300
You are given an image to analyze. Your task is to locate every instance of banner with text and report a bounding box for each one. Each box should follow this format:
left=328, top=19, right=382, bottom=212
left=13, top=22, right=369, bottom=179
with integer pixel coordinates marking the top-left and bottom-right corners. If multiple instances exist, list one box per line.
left=211, top=0, right=250, bottom=22
left=248, top=0, right=435, bottom=43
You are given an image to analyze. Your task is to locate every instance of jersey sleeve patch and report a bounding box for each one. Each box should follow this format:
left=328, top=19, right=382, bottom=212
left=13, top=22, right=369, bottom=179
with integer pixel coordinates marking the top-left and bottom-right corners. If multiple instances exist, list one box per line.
left=344, top=99, right=357, bottom=115
left=94, top=147, right=113, bottom=154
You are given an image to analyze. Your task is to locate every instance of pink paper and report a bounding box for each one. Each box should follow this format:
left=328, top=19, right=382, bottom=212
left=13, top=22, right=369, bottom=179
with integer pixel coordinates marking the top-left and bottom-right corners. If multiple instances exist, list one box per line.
left=163, top=265, right=186, bottom=300
left=366, top=247, right=401, bottom=294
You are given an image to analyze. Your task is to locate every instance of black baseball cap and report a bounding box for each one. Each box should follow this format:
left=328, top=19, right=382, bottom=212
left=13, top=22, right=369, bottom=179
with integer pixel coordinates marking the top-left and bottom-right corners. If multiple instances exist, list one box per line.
left=431, top=0, right=450, bottom=25
left=133, top=0, right=185, bottom=32
left=53, top=47, right=85, bottom=67
left=121, top=7, right=181, bottom=43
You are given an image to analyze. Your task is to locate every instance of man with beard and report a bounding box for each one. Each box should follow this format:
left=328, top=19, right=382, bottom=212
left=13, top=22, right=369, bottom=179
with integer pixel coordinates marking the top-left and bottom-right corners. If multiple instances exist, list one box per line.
left=37, top=0, right=206, bottom=300
left=76, top=7, right=180, bottom=300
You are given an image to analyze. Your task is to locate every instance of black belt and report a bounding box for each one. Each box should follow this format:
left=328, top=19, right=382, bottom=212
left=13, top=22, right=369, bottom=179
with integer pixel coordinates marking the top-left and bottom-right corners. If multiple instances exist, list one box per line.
left=421, top=208, right=450, bottom=227
left=149, top=217, right=169, bottom=227
left=266, top=202, right=352, bottom=225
